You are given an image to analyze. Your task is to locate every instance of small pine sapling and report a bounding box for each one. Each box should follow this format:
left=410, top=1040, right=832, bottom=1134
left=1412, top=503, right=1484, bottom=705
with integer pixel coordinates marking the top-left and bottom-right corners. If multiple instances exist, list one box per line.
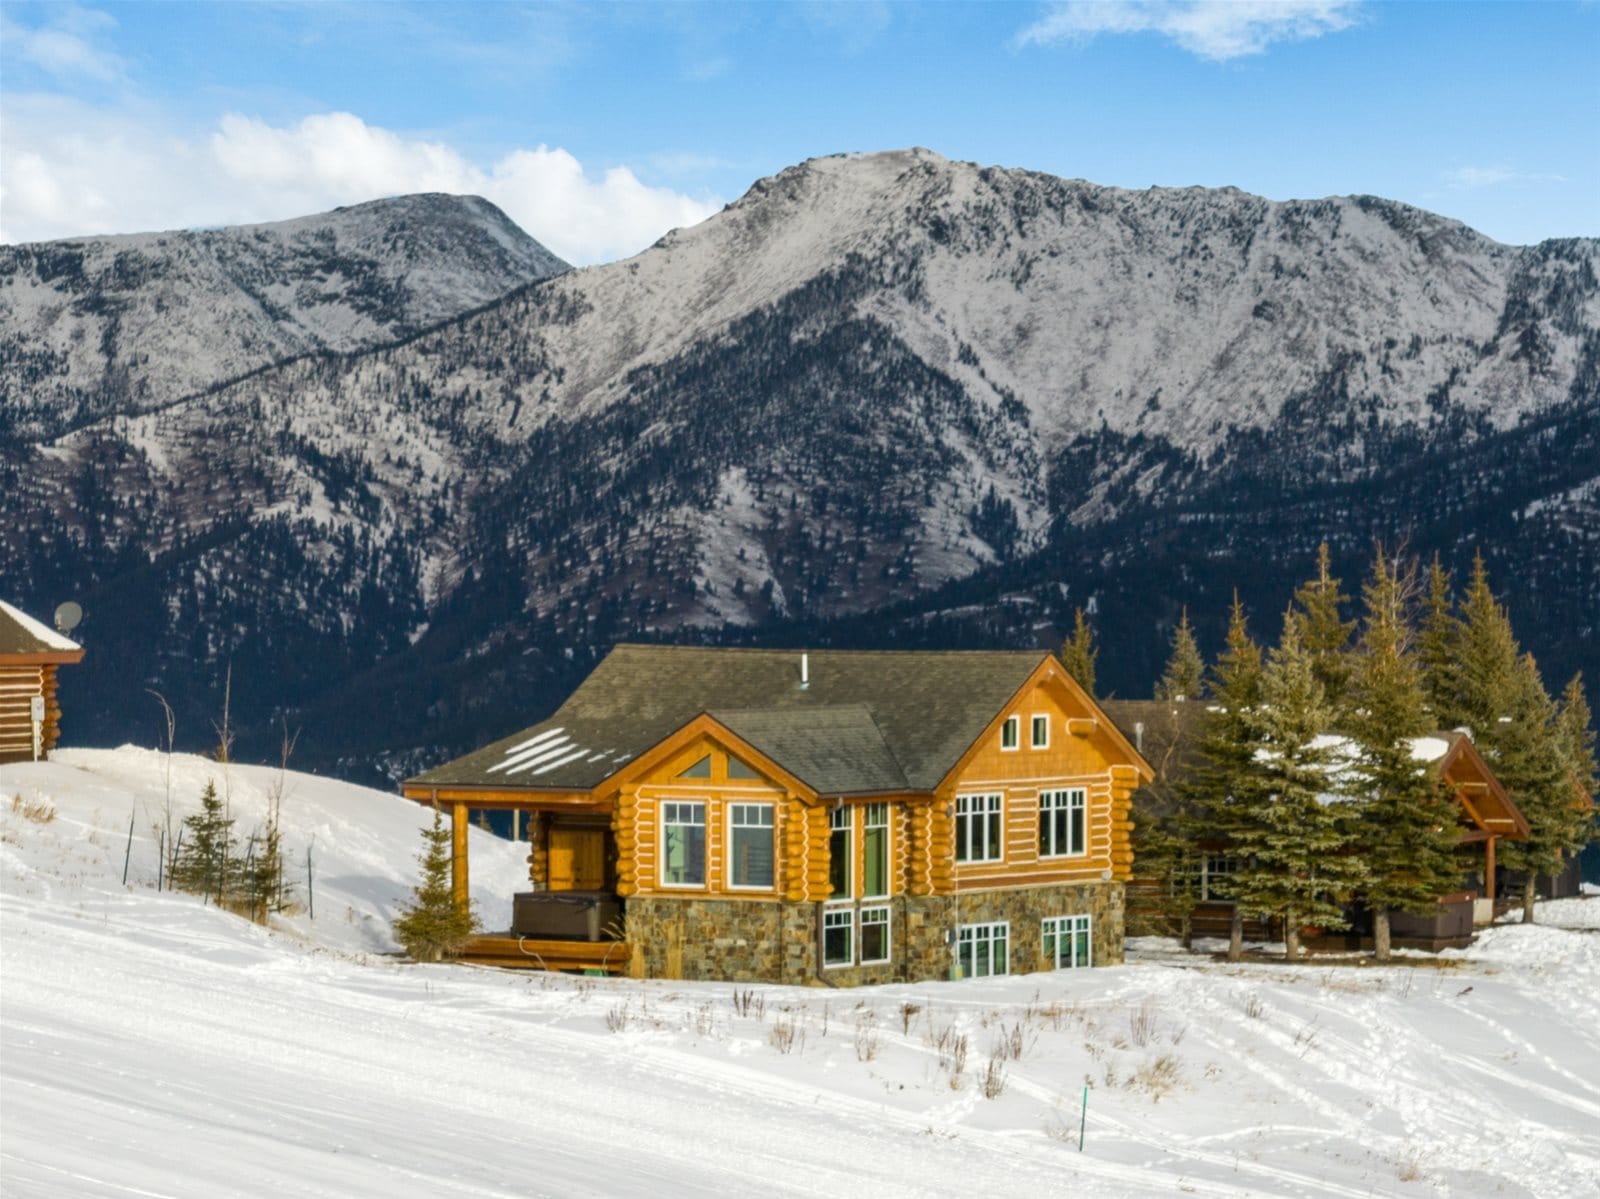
left=1060, top=607, right=1098, bottom=699
left=394, top=807, right=478, bottom=961
left=172, top=779, right=237, bottom=904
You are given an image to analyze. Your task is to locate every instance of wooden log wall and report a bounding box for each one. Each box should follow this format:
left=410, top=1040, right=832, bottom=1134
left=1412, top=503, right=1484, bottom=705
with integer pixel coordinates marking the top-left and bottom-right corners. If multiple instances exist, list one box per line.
left=0, top=665, right=60, bottom=763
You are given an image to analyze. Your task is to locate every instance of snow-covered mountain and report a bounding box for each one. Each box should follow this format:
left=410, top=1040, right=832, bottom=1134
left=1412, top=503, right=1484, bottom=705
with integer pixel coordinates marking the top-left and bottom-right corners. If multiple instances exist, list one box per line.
left=2, top=150, right=1595, bottom=775
left=0, top=193, right=568, bottom=439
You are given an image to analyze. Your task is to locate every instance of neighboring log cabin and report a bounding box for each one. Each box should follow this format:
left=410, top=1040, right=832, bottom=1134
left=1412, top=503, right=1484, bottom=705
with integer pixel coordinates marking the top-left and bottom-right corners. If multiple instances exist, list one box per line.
left=404, top=645, right=1152, bottom=981
left=0, top=600, right=85, bottom=765
left=1103, top=701, right=1529, bottom=950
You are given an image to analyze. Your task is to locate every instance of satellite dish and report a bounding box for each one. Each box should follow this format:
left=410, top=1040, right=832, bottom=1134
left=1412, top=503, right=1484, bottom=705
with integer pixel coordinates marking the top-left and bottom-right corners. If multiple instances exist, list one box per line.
left=54, top=601, right=83, bottom=634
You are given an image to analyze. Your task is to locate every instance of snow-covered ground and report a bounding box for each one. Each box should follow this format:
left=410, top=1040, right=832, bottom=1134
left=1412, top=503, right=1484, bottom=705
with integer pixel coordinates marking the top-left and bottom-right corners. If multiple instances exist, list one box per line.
left=3, top=749, right=1597, bottom=1198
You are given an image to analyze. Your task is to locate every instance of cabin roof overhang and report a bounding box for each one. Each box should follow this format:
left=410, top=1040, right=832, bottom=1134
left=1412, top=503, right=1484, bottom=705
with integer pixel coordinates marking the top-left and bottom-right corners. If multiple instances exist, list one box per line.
left=1438, top=734, right=1530, bottom=839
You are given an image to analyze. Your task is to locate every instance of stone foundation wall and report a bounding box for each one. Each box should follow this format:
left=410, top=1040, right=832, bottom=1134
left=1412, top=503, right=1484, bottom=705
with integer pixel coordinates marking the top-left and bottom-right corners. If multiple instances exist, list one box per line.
left=624, top=881, right=1123, bottom=984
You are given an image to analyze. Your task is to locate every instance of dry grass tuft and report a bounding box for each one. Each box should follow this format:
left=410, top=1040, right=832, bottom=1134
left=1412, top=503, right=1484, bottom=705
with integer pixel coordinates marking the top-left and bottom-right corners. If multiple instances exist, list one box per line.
left=11, top=793, right=57, bottom=824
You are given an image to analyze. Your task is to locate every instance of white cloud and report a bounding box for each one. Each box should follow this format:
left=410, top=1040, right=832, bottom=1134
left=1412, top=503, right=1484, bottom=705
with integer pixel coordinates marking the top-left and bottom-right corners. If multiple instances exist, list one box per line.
left=0, top=5, right=124, bottom=81
left=0, top=104, right=721, bottom=265
left=1018, top=0, right=1362, bottom=61
left=1443, top=165, right=1567, bottom=190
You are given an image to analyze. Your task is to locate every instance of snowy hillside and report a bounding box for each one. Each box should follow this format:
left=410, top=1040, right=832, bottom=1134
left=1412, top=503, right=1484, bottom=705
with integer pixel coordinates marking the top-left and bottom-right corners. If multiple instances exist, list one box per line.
left=0, top=193, right=567, bottom=439
left=4, top=747, right=1599, bottom=1197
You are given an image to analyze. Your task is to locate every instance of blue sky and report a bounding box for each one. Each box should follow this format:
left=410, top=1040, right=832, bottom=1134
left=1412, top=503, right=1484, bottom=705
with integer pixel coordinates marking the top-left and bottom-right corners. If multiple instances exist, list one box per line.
left=2, top=1, right=1595, bottom=262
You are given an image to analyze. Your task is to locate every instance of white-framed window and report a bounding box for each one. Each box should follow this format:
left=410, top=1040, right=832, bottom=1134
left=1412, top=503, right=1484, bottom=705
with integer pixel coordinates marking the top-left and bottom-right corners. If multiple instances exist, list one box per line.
left=661, top=801, right=705, bottom=887
left=727, top=802, right=774, bottom=890
left=1001, top=715, right=1020, bottom=751
left=1031, top=713, right=1050, bottom=749
left=1199, top=855, right=1240, bottom=902
left=1039, top=788, right=1087, bottom=858
left=860, top=905, right=891, bottom=964
left=823, top=908, right=854, bottom=968
left=828, top=804, right=853, bottom=899
left=957, top=921, right=1009, bottom=978
left=862, top=802, right=889, bottom=898
left=954, top=793, right=1003, bottom=863
left=1042, top=914, right=1092, bottom=969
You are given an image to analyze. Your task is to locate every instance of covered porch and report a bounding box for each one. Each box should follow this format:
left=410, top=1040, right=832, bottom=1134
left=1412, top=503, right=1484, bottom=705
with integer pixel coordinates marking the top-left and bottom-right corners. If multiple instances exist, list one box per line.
left=404, top=784, right=631, bottom=974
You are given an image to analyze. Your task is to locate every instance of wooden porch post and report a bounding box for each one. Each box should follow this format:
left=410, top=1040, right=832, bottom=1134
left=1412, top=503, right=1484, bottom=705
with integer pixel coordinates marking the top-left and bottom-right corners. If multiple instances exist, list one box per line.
left=1484, top=836, right=1496, bottom=901
left=452, top=802, right=470, bottom=908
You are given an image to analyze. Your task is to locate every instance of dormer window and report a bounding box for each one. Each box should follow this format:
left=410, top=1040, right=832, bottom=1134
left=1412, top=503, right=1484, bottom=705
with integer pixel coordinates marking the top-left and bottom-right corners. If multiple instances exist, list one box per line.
left=1031, top=714, right=1049, bottom=749
left=1001, top=715, right=1020, bottom=751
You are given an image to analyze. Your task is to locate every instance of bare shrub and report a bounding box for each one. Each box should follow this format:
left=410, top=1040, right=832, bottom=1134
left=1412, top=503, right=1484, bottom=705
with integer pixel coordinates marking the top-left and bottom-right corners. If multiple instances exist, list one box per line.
left=992, top=1021, right=1033, bottom=1062
left=605, top=1003, right=631, bottom=1033
left=1168, top=1020, right=1188, bottom=1047
left=900, top=1000, right=922, bottom=1034
left=769, top=1012, right=804, bottom=1055
left=854, top=1013, right=880, bottom=1062
left=10, top=794, right=56, bottom=824
left=731, top=988, right=764, bottom=1018
left=1128, top=1002, right=1159, bottom=1048
left=1127, top=1053, right=1183, bottom=1101
left=1396, top=1154, right=1425, bottom=1183
left=981, top=1052, right=1007, bottom=1099
left=1243, top=992, right=1265, bottom=1019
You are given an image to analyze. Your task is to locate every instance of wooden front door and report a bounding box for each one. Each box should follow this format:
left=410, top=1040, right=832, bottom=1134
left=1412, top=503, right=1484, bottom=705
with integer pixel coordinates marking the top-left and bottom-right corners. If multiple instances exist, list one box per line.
left=548, top=827, right=606, bottom=891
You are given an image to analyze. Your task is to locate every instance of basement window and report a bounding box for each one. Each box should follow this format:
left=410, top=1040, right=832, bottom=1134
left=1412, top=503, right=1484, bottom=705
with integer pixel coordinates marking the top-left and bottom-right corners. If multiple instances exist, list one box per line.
left=956, top=922, right=1009, bottom=978
left=1042, top=914, right=1092, bottom=969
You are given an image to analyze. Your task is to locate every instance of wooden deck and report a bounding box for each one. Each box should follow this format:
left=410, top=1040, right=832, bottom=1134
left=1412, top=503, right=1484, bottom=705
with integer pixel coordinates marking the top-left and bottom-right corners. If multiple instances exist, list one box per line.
left=460, top=934, right=630, bottom=974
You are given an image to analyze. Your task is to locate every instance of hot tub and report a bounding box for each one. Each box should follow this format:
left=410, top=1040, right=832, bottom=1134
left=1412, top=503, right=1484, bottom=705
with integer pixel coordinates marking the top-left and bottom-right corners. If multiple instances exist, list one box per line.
left=511, top=891, right=622, bottom=941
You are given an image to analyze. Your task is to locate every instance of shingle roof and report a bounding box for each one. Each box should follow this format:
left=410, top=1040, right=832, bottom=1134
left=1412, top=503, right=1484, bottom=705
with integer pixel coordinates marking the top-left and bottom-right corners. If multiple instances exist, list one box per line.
left=0, top=600, right=84, bottom=659
left=409, top=644, right=1049, bottom=794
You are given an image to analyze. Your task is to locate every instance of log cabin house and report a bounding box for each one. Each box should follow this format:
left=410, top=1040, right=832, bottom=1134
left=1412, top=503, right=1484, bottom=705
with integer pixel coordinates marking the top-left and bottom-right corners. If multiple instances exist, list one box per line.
left=1103, top=701, right=1530, bottom=950
left=0, top=600, right=85, bottom=765
left=404, top=645, right=1153, bottom=981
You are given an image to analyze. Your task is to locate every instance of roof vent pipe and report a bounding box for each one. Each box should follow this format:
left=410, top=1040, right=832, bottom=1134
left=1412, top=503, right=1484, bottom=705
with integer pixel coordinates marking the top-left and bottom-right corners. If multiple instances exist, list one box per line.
left=800, top=653, right=809, bottom=688
left=1133, top=721, right=1145, bottom=754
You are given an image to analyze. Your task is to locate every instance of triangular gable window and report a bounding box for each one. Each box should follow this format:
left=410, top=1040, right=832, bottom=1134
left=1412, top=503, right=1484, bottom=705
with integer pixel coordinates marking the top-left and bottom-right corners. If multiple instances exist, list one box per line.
left=678, top=754, right=712, bottom=779
left=727, top=756, right=761, bottom=781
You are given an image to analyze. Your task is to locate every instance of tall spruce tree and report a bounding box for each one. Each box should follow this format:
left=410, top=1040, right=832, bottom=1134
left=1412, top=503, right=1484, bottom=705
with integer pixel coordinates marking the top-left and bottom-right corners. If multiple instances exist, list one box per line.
left=1292, top=542, right=1356, bottom=709
left=1346, top=550, right=1462, bottom=961
left=1155, top=608, right=1206, bottom=702
left=1556, top=674, right=1598, bottom=811
left=173, top=779, right=237, bottom=903
left=1230, top=610, right=1357, bottom=960
left=393, top=807, right=478, bottom=961
left=1495, top=653, right=1588, bottom=922
left=1183, top=594, right=1265, bottom=961
left=1060, top=607, right=1098, bottom=698
left=1452, top=557, right=1580, bottom=922
left=1418, top=555, right=1463, bottom=727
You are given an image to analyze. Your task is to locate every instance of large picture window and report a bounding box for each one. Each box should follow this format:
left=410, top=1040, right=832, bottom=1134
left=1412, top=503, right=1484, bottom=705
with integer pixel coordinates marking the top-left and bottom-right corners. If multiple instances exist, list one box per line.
left=1042, top=914, right=1092, bottom=969
left=1039, top=788, right=1087, bottom=858
left=661, top=802, right=705, bottom=887
left=728, top=803, right=774, bottom=889
left=829, top=805, right=853, bottom=898
left=862, top=802, right=889, bottom=898
left=957, top=922, right=1009, bottom=978
left=955, top=793, right=1003, bottom=863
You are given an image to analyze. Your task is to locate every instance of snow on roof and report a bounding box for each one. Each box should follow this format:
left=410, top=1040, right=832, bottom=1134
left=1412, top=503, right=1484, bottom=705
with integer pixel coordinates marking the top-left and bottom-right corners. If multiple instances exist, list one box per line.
left=0, top=599, right=82, bottom=654
left=1409, top=736, right=1453, bottom=764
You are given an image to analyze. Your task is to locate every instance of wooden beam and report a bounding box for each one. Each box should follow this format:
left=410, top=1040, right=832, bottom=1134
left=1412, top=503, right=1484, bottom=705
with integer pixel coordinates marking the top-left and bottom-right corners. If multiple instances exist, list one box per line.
left=451, top=802, right=469, bottom=909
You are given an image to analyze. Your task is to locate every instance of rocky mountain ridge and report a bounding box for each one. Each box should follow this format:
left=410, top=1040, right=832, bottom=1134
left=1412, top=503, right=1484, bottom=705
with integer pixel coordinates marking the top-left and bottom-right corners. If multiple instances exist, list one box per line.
left=0, top=193, right=568, bottom=440
left=2, top=150, right=1594, bottom=779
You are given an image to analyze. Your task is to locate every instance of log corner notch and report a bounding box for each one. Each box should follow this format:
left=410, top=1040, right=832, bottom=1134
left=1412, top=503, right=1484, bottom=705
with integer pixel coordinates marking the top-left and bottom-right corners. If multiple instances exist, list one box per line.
left=0, top=599, right=87, bottom=765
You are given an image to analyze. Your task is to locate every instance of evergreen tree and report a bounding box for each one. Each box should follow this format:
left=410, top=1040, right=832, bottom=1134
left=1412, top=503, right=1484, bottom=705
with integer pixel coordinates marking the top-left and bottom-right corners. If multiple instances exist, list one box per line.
left=1495, top=653, right=1589, bottom=922
left=1060, top=607, right=1098, bottom=698
left=1556, top=673, right=1598, bottom=809
left=393, top=807, right=478, bottom=961
left=1155, top=608, right=1206, bottom=702
left=173, top=779, right=236, bottom=903
left=1127, top=703, right=1205, bottom=943
left=1452, top=552, right=1522, bottom=741
left=1230, top=610, right=1357, bottom=960
left=1292, top=542, right=1356, bottom=710
left=1183, top=594, right=1265, bottom=961
left=1417, top=555, right=1463, bottom=726
left=1346, top=550, right=1462, bottom=961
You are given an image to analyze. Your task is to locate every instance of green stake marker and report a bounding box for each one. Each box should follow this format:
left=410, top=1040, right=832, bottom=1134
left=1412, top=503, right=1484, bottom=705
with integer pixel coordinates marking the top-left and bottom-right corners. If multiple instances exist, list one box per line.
left=1079, top=1084, right=1088, bottom=1152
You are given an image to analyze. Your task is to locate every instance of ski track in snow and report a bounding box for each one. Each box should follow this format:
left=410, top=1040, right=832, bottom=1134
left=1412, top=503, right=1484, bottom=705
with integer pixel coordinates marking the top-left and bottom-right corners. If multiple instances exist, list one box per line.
left=3, top=749, right=1598, bottom=1198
